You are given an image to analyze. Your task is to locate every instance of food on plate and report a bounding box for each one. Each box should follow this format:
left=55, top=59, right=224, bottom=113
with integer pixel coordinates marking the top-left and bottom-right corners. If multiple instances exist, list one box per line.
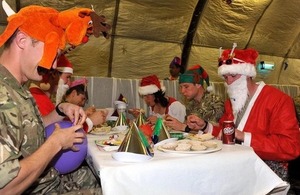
left=191, top=133, right=214, bottom=141
left=175, top=143, right=192, bottom=151
left=102, top=139, right=122, bottom=146
left=95, top=135, right=123, bottom=146
left=90, top=125, right=112, bottom=134
left=191, top=144, right=207, bottom=151
left=202, top=141, right=218, bottom=148
left=162, top=142, right=178, bottom=150
left=177, top=139, right=191, bottom=144
left=158, top=139, right=221, bottom=153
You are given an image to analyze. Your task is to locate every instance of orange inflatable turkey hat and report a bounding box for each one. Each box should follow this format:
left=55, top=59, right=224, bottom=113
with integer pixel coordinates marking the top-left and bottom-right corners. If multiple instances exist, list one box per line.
left=0, top=3, right=111, bottom=70
left=0, top=6, right=65, bottom=70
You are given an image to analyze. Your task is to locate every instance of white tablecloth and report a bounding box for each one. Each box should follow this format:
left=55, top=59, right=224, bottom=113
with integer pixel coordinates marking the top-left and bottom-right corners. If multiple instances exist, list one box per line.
left=86, top=134, right=288, bottom=195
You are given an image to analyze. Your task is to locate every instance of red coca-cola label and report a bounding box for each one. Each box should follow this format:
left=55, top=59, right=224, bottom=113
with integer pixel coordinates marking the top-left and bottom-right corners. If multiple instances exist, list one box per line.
left=222, top=121, right=235, bottom=144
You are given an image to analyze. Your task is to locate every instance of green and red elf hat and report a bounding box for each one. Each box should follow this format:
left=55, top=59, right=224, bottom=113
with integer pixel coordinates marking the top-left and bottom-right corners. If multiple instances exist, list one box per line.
left=179, top=64, right=213, bottom=92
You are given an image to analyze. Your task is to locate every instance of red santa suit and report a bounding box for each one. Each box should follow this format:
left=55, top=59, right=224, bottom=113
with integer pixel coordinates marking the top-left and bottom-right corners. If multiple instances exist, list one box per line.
left=213, top=82, right=300, bottom=161
left=29, top=85, right=55, bottom=116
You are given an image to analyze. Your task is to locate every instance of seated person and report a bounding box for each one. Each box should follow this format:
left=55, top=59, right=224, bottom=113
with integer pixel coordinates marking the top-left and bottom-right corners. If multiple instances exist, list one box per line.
left=186, top=46, right=300, bottom=181
left=62, top=78, right=108, bottom=127
left=164, top=56, right=183, bottom=80
left=130, top=75, right=186, bottom=125
left=164, top=65, right=224, bottom=133
left=55, top=53, right=74, bottom=105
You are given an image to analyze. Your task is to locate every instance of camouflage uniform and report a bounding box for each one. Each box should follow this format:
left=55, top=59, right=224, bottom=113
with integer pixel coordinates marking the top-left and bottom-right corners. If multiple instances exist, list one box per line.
left=185, top=92, right=224, bottom=125
left=0, top=65, right=101, bottom=194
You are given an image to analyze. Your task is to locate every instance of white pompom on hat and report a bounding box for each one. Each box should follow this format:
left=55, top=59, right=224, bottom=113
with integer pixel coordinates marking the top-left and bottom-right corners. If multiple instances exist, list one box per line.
left=138, top=75, right=166, bottom=95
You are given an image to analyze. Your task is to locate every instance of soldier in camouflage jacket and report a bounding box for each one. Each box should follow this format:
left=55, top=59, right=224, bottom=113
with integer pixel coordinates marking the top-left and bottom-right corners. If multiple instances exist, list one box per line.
left=165, top=65, right=224, bottom=133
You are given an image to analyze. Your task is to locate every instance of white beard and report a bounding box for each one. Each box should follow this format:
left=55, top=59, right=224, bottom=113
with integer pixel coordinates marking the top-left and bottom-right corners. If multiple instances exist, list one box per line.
left=56, top=78, right=69, bottom=105
left=225, top=75, right=248, bottom=116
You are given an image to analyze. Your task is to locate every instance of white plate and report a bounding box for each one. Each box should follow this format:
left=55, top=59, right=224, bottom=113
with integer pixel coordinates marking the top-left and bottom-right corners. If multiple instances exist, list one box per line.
left=102, top=146, right=119, bottom=152
left=157, top=141, right=222, bottom=154
left=154, top=138, right=178, bottom=147
left=112, top=152, right=152, bottom=163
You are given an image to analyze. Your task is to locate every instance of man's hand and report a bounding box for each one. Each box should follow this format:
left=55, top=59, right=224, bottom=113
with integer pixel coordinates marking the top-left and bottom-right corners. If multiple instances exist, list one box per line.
left=235, top=129, right=244, bottom=142
left=164, top=114, right=186, bottom=131
left=128, top=108, right=141, bottom=118
left=89, top=109, right=107, bottom=126
left=85, top=106, right=96, bottom=116
left=58, top=102, right=87, bottom=125
left=147, top=115, right=158, bottom=125
left=186, top=114, right=206, bottom=131
left=49, top=123, right=85, bottom=151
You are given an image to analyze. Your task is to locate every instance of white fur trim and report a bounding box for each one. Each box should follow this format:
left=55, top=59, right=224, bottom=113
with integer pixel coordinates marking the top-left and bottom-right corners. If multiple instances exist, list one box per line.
left=139, top=84, right=160, bottom=95
left=85, top=117, right=93, bottom=132
left=57, top=67, right=73, bottom=74
left=139, top=81, right=166, bottom=95
left=218, top=63, right=256, bottom=78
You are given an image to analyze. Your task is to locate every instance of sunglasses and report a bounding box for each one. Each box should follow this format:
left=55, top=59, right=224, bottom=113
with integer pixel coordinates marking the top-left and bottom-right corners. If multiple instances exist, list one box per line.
left=218, top=57, right=246, bottom=67
left=218, top=59, right=233, bottom=67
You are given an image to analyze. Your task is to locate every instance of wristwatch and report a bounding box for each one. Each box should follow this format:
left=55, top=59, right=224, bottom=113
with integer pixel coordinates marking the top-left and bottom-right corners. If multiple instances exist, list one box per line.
left=184, top=125, right=191, bottom=133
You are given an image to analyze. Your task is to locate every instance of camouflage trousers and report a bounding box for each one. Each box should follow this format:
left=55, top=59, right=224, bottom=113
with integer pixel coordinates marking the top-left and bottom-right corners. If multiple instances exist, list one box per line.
left=48, top=164, right=101, bottom=195
left=264, top=160, right=288, bottom=181
left=24, top=162, right=101, bottom=195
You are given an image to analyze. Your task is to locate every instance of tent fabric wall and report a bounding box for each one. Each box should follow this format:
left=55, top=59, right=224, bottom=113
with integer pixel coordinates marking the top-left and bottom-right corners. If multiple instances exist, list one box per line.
left=1, top=0, right=300, bottom=86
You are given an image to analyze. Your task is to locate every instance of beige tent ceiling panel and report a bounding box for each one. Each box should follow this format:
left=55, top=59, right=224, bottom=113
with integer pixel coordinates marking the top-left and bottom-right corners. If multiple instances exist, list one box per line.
left=68, top=38, right=111, bottom=77
left=116, top=0, right=196, bottom=42
left=248, top=0, right=300, bottom=58
left=195, top=0, right=267, bottom=48
left=111, top=37, right=183, bottom=79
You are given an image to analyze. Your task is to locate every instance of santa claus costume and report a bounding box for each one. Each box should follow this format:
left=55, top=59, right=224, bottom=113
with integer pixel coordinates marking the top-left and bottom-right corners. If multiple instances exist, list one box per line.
left=212, top=45, right=300, bottom=181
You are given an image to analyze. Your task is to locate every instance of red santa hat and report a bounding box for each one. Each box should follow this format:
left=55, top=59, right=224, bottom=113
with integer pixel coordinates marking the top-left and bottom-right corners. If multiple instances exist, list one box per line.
left=218, top=43, right=259, bottom=78
left=56, top=54, right=73, bottom=74
left=138, top=75, right=166, bottom=95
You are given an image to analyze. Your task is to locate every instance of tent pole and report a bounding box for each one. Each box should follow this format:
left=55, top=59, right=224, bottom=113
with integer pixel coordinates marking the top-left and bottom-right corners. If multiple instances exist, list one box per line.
left=181, top=0, right=208, bottom=73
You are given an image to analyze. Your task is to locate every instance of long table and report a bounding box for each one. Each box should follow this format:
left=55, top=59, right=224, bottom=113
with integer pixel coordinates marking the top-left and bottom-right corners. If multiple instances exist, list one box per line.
left=86, top=134, right=289, bottom=195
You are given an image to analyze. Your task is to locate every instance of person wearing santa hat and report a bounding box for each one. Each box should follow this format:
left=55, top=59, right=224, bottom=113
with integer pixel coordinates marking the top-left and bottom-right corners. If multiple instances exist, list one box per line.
left=164, top=56, right=184, bottom=80
left=130, top=75, right=186, bottom=125
left=55, top=53, right=74, bottom=105
left=186, top=44, right=300, bottom=181
left=164, top=64, right=224, bottom=133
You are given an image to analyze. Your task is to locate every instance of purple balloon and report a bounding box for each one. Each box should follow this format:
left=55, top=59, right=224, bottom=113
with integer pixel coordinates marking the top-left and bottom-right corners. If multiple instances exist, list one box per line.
left=45, top=120, right=87, bottom=175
